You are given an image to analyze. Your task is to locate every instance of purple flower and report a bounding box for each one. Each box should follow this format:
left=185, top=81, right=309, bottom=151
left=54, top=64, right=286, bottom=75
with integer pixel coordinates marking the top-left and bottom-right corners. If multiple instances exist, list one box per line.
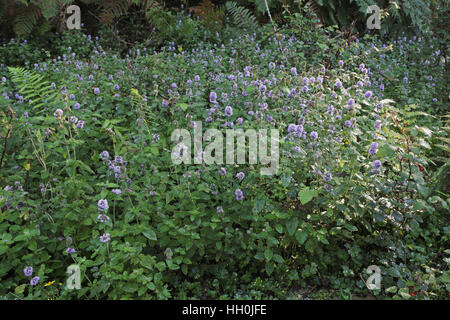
left=236, top=117, right=243, bottom=125
left=162, top=99, right=168, bottom=107
left=209, top=91, right=217, bottom=103
left=310, top=131, right=318, bottom=140
left=69, top=94, right=75, bottom=100
left=171, top=82, right=177, bottom=89
left=24, top=266, right=33, bottom=277
left=369, top=142, right=378, bottom=155
left=236, top=172, right=245, bottom=180
left=372, top=160, right=382, bottom=173
left=345, top=120, right=352, bottom=127
left=194, top=75, right=200, bottom=82
left=149, top=190, right=155, bottom=196
left=347, top=98, right=355, bottom=107
left=375, top=120, right=382, bottom=130
left=73, top=102, right=81, bottom=110
left=218, top=167, right=227, bottom=176
left=54, top=109, right=63, bottom=118
left=97, top=213, right=110, bottom=223
left=100, top=233, right=111, bottom=243
left=290, top=67, right=297, bottom=76
left=114, top=84, right=119, bottom=91
left=93, top=87, right=100, bottom=95
left=69, top=116, right=78, bottom=123
left=323, top=172, right=332, bottom=182
left=97, top=199, right=109, bottom=212
left=335, top=80, right=342, bottom=89
left=403, top=77, right=408, bottom=84
left=364, top=91, right=373, bottom=98
left=65, top=247, right=76, bottom=254
left=217, top=206, right=223, bottom=213
left=339, top=60, right=344, bottom=67
left=235, top=189, right=244, bottom=201
left=30, top=276, right=40, bottom=286
left=379, top=83, right=385, bottom=91
left=112, top=189, right=122, bottom=195
left=114, top=156, right=124, bottom=165
left=100, top=150, right=110, bottom=160
left=225, top=106, right=233, bottom=117
left=288, top=123, right=297, bottom=133
left=76, top=120, right=85, bottom=128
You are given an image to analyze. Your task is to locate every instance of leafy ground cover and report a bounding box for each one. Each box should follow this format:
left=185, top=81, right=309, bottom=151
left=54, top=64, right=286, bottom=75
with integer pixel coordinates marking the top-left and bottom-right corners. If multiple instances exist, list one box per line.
left=0, top=9, right=448, bottom=300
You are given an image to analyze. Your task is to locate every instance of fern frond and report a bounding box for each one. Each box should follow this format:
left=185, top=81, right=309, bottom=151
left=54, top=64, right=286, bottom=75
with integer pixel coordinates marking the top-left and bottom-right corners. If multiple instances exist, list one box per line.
left=99, top=0, right=132, bottom=23
left=13, top=4, right=42, bottom=36
left=8, top=67, right=59, bottom=113
left=225, top=1, right=259, bottom=30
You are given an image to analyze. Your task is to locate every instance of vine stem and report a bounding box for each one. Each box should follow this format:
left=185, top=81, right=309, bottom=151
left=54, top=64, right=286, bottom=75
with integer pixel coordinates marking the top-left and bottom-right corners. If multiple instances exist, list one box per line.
left=263, top=0, right=287, bottom=63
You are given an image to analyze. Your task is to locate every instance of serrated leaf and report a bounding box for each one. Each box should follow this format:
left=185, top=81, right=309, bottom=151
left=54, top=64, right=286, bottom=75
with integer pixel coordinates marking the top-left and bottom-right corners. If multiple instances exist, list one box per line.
left=298, top=187, right=317, bottom=205
left=142, top=229, right=157, bottom=241
left=295, top=229, right=308, bottom=244
left=286, top=218, right=298, bottom=236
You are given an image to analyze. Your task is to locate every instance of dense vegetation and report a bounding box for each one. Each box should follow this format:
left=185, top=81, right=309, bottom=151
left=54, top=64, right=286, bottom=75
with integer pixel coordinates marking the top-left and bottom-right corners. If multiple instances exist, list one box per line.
left=0, top=1, right=448, bottom=300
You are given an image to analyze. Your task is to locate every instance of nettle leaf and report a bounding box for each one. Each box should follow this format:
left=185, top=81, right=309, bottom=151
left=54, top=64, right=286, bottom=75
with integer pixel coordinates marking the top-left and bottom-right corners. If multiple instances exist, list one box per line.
left=286, top=218, right=298, bottom=236
left=298, top=187, right=318, bottom=205
left=142, top=229, right=157, bottom=241
left=295, top=229, right=308, bottom=245
left=377, top=143, right=396, bottom=158
left=264, top=249, right=273, bottom=261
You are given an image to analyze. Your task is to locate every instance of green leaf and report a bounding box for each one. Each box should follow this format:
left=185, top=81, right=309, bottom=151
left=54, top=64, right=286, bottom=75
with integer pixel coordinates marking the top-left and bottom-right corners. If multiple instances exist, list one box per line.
left=298, top=187, right=317, bottom=205
left=417, top=184, right=430, bottom=198
left=176, top=103, right=188, bottom=111
left=264, top=249, right=273, bottom=261
left=181, top=264, right=188, bottom=275
left=142, top=229, right=157, bottom=241
left=155, top=262, right=166, bottom=272
left=286, top=218, right=298, bottom=236
left=15, top=284, right=26, bottom=294
left=295, top=229, right=308, bottom=244
left=253, top=197, right=265, bottom=213
left=275, top=224, right=283, bottom=234
left=385, top=286, right=398, bottom=293
left=265, top=262, right=274, bottom=275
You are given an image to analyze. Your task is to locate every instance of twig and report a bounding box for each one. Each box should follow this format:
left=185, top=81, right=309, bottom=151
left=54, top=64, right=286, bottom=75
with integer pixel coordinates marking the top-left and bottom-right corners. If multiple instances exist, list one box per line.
left=263, top=0, right=287, bottom=63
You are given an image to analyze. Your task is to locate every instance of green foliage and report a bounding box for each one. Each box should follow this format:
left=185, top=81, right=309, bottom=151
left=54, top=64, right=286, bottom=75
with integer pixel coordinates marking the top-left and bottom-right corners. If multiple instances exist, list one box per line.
left=225, top=1, right=259, bottom=30
left=0, top=8, right=448, bottom=300
left=293, top=0, right=434, bottom=36
left=8, top=67, right=59, bottom=112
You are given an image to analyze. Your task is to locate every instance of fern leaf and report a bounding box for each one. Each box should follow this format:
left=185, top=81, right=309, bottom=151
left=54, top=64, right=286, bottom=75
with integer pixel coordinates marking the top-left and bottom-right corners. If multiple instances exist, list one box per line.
left=13, top=4, right=41, bottom=36
left=8, top=67, right=59, bottom=113
left=225, top=1, right=258, bottom=30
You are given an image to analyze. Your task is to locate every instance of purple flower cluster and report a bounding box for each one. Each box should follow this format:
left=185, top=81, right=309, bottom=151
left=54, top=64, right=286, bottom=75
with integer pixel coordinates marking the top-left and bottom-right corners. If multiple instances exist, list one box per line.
left=368, top=142, right=379, bottom=155
left=236, top=172, right=245, bottom=181
left=372, top=160, right=382, bottom=173
left=65, top=247, right=76, bottom=254
left=24, top=266, right=33, bottom=277
left=235, top=189, right=244, bottom=201
left=100, top=233, right=111, bottom=243
left=98, top=199, right=109, bottom=212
